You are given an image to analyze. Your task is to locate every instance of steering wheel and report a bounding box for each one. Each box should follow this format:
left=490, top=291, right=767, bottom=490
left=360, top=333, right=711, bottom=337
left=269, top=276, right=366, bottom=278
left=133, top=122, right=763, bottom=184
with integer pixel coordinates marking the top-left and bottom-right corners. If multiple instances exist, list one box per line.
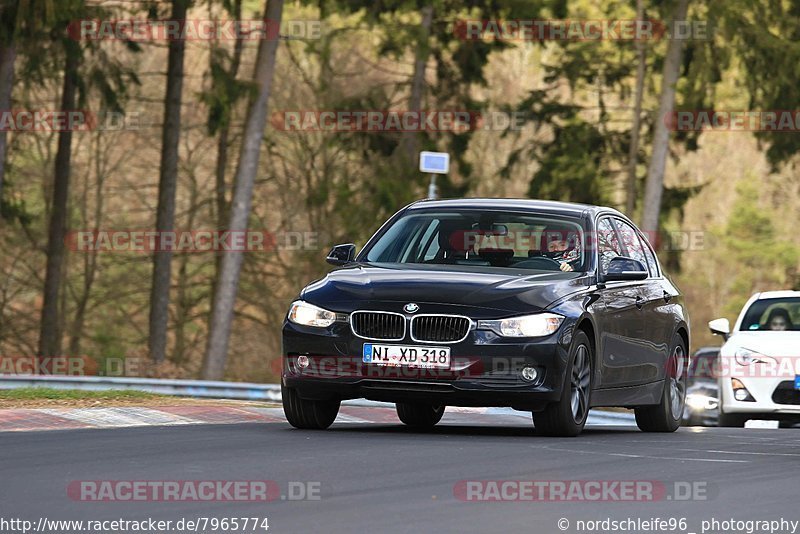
left=513, top=256, right=562, bottom=271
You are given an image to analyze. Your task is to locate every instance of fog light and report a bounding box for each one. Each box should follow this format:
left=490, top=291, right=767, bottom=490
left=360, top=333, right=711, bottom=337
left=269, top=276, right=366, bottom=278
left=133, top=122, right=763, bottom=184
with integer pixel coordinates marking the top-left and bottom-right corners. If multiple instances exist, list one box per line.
left=297, top=355, right=310, bottom=369
left=731, top=378, right=755, bottom=402
left=521, top=367, right=539, bottom=382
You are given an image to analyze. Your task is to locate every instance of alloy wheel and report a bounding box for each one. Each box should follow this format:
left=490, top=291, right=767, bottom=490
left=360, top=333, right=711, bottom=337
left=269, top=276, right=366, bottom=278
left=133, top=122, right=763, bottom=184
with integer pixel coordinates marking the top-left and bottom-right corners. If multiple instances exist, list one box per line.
left=570, top=344, right=591, bottom=424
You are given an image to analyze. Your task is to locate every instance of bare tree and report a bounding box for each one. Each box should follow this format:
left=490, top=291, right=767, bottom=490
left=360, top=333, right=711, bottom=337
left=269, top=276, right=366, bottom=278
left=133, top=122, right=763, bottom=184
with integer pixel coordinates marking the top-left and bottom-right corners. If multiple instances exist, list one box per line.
left=202, top=0, right=284, bottom=380
left=625, top=0, right=647, bottom=216
left=400, top=4, right=433, bottom=165
left=38, top=39, right=80, bottom=358
left=148, top=0, right=190, bottom=363
left=641, top=0, right=690, bottom=232
left=0, top=43, right=14, bottom=214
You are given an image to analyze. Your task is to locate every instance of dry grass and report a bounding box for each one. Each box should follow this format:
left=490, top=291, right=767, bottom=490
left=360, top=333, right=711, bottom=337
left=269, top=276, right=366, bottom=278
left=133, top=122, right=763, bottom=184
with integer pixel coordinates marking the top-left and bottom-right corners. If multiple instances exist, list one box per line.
left=0, top=388, right=280, bottom=409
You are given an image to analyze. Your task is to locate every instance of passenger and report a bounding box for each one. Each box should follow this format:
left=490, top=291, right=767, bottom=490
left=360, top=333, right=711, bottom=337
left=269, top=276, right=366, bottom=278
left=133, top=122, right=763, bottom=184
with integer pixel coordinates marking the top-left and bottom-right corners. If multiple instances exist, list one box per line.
left=765, top=308, right=793, bottom=331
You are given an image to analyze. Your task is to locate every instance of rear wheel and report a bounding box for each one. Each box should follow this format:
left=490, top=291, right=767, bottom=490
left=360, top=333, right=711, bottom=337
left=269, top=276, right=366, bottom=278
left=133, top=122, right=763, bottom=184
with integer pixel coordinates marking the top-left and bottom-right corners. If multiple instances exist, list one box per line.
left=533, top=330, right=593, bottom=437
left=282, top=384, right=340, bottom=430
left=396, top=402, right=445, bottom=429
left=635, top=334, right=687, bottom=432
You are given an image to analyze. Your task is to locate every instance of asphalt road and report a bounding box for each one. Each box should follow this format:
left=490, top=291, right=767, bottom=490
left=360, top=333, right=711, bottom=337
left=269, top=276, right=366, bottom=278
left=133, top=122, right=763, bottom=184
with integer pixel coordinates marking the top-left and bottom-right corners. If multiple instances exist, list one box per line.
left=2, top=413, right=799, bottom=534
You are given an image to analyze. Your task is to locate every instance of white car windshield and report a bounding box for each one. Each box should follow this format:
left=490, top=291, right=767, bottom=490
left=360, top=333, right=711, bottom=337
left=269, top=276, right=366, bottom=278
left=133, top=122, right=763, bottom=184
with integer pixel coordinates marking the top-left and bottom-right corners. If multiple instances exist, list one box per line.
left=739, top=297, right=800, bottom=331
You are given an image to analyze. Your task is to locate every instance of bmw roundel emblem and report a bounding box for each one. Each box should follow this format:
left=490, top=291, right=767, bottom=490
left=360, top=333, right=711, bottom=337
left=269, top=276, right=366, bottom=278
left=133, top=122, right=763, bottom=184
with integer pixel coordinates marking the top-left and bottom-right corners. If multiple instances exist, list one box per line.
left=404, top=303, right=419, bottom=314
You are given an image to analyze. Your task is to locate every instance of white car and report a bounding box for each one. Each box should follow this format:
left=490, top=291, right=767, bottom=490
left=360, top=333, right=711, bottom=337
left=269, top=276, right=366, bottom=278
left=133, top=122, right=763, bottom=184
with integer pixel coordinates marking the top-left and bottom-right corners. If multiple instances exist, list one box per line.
left=709, top=290, right=800, bottom=427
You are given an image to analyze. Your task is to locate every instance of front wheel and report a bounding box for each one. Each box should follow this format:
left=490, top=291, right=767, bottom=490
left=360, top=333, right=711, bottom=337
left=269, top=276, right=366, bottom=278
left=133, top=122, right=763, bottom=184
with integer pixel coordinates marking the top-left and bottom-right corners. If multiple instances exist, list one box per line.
left=282, top=384, right=340, bottom=430
left=396, top=402, right=445, bottom=429
left=635, top=334, right=687, bottom=432
left=533, top=330, right=593, bottom=437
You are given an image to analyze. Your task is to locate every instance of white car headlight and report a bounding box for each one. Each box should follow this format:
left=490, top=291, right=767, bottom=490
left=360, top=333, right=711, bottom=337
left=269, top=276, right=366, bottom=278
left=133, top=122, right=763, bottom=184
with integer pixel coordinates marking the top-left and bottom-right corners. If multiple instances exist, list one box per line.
left=686, top=393, right=718, bottom=411
left=288, top=301, right=336, bottom=328
left=734, top=347, right=770, bottom=366
left=479, top=313, right=564, bottom=338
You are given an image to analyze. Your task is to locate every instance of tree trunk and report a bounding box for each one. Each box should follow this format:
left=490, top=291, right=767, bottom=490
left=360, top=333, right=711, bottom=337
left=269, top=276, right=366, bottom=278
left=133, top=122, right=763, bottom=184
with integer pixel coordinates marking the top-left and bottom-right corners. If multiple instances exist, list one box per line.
left=400, top=4, right=433, bottom=164
left=38, top=40, right=79, bottom=359
left=0, top=42, right=15, bottom=217
left=202, top=0, right=284, bottom=380
left=148, top=0, right=190, bottom=363
left=641, top=0, right=690, bottom=233
left=68, top=134, right=105, bottom=356
left=625, top=0, right=647, bottom=216
left=173, top=171, right=199, bottom=364
left=214, top=0, right=244, bottom=259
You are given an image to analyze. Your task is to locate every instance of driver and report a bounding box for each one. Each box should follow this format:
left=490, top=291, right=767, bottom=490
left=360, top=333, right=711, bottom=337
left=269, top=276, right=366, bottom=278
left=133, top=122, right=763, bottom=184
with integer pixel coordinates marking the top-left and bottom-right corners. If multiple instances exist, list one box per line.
left=540, top=227, right=581, bottom=272
left=765, top=308, right=793, bottom=331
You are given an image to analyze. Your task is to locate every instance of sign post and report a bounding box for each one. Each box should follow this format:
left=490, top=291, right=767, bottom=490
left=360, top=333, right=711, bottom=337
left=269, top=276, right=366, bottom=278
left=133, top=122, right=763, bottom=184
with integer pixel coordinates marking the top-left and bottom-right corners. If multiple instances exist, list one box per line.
left=419, top=151, right=449, bottom=200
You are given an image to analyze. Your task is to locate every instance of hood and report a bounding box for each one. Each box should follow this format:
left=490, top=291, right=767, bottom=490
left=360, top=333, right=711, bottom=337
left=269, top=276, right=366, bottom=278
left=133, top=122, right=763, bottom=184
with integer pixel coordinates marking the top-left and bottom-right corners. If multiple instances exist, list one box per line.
left=300, top=262, right=590, bottom=313
left=724, top=331, right=800, bottom=358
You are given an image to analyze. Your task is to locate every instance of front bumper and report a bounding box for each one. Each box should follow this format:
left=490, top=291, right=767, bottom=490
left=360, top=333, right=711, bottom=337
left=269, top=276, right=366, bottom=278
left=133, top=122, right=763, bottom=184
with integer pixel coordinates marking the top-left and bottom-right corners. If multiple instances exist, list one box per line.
left=282, top=319, right=573, bottom=410
left=721, top=376, right=800, bottom=417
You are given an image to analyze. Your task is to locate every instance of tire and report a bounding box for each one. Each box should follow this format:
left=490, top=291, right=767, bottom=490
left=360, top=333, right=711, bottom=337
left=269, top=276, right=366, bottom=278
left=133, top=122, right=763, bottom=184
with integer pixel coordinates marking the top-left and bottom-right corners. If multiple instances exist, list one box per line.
left=635, top=333, right=687, bottom=433
left=533, top=330, right=593, bottom=437
left=396, top=402, right=445, bottom=429
left=281, top=384, right=340, bottom=430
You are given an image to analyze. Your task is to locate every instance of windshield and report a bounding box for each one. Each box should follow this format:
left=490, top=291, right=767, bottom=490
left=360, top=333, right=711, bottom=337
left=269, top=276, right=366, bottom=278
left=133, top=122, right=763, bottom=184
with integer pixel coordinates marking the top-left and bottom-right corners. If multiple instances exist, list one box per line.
left=739, top=297, right=800, bottom=331
left=363, top=210, right=587, bottom=272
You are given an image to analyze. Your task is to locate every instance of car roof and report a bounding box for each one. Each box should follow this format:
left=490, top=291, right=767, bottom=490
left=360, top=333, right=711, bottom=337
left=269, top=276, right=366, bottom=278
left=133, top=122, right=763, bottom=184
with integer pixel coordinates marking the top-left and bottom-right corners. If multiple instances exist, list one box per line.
left=407, top=198, right=625, bottom=219
left=754, top=290, right=800, bottom=300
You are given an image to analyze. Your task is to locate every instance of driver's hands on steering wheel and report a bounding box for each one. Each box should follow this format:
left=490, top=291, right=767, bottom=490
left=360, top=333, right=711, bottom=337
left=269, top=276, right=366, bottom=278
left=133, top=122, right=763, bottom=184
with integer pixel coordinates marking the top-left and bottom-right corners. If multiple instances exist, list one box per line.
left=559, top=262, right=574, bottom=272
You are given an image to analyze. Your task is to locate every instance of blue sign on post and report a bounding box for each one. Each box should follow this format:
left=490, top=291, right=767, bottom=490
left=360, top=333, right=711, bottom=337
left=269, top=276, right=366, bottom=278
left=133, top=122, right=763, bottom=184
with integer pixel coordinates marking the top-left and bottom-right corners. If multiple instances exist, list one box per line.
left=419, top=151, right=450, bottom=174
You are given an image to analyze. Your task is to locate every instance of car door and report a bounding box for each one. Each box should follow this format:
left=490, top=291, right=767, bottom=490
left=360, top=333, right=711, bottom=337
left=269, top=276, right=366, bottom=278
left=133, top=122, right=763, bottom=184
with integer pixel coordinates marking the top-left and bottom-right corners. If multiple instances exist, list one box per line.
left=613, top=218, right=669, bottom=384
left=594, top=217, right=647, bottom=389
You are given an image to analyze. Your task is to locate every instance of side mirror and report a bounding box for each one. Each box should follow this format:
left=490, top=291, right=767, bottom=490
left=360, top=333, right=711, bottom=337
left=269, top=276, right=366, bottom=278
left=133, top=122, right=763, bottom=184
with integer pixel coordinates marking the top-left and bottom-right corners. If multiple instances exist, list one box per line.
left=601, top=256, right=648, bottom=282
left=326, top=243, right=356, bottom=266
left=709, top=318, right=731, bottom=340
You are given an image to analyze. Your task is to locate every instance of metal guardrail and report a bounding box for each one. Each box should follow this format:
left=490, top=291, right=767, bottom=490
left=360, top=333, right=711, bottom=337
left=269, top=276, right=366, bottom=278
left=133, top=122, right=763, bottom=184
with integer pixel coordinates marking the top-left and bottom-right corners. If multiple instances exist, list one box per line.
left=0, top=375, right=282, bottom=402
left=0, top=375, right=635, bottom=422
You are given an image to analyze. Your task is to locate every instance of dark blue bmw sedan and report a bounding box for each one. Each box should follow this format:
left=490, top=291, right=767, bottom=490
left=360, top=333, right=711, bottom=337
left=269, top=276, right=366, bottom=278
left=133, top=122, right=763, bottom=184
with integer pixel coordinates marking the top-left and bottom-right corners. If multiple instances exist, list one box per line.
left=281, top=199, right=690, bottom=437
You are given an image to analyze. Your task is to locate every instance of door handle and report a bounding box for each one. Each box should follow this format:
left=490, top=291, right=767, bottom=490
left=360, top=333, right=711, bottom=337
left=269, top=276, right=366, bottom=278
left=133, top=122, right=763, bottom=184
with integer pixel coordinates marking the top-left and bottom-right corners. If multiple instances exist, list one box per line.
left=663, top=291, right=672, bottom=303
left=635, top=296, right=644, bottom=310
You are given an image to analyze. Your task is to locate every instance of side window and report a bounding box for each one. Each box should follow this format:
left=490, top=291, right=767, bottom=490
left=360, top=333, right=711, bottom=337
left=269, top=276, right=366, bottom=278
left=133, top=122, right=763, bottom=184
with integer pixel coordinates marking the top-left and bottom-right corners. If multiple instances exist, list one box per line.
left=595, top=218, right=623, bottom=275
left=614, top=219, right=649, bottom=276
left=421, top=222, right=440, bottom=261
left=638, top=234, right=659, bottom=277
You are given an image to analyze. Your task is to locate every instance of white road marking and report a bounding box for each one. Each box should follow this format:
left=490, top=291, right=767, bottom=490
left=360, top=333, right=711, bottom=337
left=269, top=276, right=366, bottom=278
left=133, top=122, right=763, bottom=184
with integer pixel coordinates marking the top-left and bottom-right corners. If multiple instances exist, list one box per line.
left=38, top=407, right=198, bottom=428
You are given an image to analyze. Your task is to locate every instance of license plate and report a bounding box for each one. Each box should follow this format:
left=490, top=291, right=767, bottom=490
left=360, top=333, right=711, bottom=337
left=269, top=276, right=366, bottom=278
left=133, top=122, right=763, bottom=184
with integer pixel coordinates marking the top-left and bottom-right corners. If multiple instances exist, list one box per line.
left=795, top=375, right=800, bottom=390
left=362, top=344, right=450, bottom=369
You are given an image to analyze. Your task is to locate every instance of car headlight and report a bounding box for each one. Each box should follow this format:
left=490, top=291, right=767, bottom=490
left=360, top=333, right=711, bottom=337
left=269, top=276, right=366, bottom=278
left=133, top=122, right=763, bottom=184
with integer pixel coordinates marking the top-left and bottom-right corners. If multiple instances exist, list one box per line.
left=479, top=313, right=564, bottom=338
left=734, top=347, right=771, bottom=366
left=686, top=393, right=718, bottom=411
left=287, top=301, right=336, bottom=328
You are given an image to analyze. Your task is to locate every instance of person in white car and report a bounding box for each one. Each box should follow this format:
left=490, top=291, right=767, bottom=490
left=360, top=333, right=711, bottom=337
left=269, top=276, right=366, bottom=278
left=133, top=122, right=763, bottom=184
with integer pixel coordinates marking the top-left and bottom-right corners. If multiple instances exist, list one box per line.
left=766, top=308, right=793, bottom=331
